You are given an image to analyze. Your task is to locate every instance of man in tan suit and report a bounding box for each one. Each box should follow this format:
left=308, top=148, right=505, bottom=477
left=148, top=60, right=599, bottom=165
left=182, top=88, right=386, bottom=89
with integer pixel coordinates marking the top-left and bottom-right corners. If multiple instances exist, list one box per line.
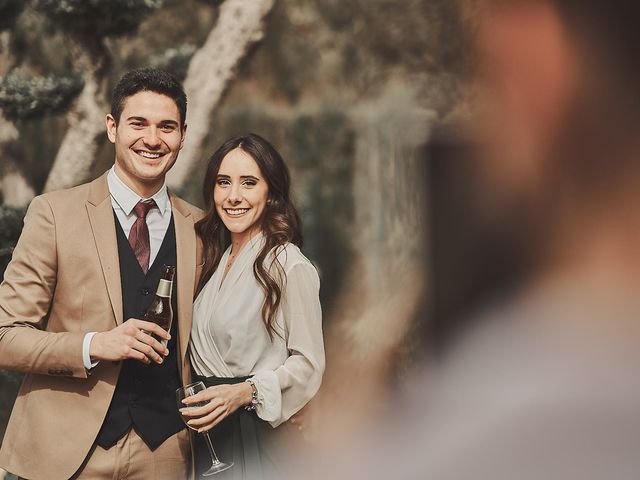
left=0, top=68, right=203, bottom=479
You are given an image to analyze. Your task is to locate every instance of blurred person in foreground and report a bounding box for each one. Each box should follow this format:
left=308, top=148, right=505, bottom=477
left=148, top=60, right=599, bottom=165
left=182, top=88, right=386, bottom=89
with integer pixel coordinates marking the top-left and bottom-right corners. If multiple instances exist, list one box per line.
left=180, top=133, right=325, bottom=478
left=318, top=1, right=640, bottom=479
left=0, top=68, right=202, bottom=479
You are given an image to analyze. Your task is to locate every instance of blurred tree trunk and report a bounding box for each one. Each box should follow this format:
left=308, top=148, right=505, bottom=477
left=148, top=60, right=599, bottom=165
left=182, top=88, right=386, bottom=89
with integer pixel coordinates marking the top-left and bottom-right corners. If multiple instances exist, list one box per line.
left=0, top=29, right=34, bottom=207
left=313, top=87, right=434, bottom=441
left=167, top=0, right=276, bottom=189
left=43, top=38, right=108, bottom=193
left=0, top=30, right=12, bottom=71
left=0, top=113, right=35, bottom=207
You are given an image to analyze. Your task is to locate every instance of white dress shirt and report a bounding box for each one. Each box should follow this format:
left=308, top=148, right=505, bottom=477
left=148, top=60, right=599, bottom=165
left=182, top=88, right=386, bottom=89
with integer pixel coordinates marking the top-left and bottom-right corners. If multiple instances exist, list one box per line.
left=82, top=166, right=172, bottom=369
left=190, top=233, right=325, bottom=427
left=107, top=165, right=172, bottom=264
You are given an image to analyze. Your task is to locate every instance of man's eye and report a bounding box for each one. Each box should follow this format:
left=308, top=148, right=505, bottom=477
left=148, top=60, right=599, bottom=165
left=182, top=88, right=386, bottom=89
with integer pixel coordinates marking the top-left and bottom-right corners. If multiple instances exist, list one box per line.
left=161, top=125, right=176, bottom=132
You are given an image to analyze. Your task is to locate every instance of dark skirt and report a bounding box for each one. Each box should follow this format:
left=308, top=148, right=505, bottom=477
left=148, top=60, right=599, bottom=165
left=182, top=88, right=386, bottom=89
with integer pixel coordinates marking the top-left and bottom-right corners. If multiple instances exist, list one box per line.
left=192, top=375, right=293, bottom=480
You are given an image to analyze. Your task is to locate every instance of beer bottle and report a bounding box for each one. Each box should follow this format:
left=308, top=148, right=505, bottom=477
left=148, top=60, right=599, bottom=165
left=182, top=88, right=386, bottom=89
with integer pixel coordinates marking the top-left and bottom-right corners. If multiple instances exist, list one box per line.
left=144, top=265, right=175, bottom=347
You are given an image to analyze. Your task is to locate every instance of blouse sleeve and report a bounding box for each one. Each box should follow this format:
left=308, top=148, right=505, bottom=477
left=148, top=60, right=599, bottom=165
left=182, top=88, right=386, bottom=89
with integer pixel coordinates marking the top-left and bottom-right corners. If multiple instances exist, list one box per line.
left=250, top=261, right=325, bottom=426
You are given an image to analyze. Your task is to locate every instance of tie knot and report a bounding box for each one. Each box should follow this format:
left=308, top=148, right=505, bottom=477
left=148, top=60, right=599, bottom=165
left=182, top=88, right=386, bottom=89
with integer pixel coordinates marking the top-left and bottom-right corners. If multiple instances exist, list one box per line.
left=133, top=200, right=156, bottom=219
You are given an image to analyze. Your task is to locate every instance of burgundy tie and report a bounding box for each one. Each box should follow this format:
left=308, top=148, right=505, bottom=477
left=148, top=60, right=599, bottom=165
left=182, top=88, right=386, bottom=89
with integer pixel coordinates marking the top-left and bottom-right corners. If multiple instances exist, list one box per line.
left=128, top=200, right=156, bottom=273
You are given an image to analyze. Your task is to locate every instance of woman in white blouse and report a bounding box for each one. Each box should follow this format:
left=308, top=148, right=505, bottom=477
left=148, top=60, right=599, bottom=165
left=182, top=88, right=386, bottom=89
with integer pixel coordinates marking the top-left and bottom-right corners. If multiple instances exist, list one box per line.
left=181, top=133, right=325, bottom=478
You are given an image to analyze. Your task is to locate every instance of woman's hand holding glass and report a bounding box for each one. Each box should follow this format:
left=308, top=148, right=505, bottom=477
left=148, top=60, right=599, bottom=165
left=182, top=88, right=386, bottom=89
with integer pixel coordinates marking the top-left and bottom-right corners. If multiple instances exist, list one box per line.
left=177, top=382, right=232, bottom=476
left=181, top=382, right=255, bottom=432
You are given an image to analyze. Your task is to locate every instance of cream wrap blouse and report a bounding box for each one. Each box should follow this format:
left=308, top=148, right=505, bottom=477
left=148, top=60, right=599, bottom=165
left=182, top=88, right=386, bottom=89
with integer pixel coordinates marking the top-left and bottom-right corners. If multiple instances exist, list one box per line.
left=189, top=233, right=325, bottom=427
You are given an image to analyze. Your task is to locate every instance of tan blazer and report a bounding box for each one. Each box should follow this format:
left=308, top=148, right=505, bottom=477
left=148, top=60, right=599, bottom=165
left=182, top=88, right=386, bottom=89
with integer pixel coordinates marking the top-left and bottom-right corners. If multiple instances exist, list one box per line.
left=0, top=172, right=203, bottom=480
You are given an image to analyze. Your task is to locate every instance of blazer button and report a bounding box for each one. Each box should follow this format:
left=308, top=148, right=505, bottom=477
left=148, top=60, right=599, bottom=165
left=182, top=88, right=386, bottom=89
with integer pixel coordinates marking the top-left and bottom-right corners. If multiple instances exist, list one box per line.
left=140, top=287, right=151, bottom=296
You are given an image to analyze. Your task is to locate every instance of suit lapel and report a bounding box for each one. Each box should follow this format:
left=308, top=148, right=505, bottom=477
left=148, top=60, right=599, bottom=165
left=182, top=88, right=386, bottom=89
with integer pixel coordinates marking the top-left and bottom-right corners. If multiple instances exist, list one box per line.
left=86, top=173, right=123, bottom=326
left=170, top=192, right=196, bottom=377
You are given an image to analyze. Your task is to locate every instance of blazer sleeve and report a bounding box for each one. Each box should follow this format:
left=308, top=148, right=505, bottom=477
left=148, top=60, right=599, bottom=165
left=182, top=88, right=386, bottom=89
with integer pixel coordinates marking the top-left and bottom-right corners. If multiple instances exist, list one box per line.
left=0, top=195, right=86, bottom=378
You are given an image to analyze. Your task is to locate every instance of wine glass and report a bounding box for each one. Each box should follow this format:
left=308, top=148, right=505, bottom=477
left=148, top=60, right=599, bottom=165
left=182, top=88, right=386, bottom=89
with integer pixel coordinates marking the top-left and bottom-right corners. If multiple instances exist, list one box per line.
left=177, top=381, right=233, bottom=476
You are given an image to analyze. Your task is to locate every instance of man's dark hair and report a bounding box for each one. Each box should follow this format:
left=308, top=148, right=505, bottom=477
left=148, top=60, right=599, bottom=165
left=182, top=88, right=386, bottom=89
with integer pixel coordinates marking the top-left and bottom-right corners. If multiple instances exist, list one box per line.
left=110, top=67, right=187, bottom=127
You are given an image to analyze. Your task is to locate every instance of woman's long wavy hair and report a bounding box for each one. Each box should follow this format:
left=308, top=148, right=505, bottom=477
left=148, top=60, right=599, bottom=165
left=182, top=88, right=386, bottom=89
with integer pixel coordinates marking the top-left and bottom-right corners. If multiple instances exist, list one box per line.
left=195, top=133, right=303, bottom=338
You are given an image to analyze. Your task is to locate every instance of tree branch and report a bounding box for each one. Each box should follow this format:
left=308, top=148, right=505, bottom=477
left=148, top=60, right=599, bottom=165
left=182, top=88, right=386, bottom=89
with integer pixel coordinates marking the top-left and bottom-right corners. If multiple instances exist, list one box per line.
left=43, top=37, right=108, bottom=193
left=0, top=112, right=35, bottom=207
left=167, top=0, right=276, bottom=189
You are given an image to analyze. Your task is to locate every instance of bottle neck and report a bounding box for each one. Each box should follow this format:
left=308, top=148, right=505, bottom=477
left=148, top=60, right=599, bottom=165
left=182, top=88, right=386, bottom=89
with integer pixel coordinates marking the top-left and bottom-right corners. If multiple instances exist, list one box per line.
left=156, top=279, right=173, bottom=298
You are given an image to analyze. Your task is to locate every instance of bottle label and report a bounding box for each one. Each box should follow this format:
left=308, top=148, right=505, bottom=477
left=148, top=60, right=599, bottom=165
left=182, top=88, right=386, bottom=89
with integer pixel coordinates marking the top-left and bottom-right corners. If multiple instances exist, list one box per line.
left=156, top=279, right=172, bottom=298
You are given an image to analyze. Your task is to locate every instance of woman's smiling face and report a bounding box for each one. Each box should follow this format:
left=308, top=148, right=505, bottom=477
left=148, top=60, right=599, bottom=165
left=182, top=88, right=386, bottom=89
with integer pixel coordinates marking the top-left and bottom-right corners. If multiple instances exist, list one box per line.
left=214, top=147, right=269, bottom=244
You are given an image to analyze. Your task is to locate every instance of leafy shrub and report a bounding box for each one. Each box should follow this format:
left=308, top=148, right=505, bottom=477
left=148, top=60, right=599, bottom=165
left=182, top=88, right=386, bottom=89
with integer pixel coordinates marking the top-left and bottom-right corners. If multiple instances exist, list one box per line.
left=149, top=44, right=197, bottom=80
left=0, top=370, right=23, bottom=447
left=0, top=206, right=25, bottom=446
left=36, top=0, right=164, bottom=37
left=0, top=73, right=83, bottom=120
left=0, top=205, right=25, bottom=279
left=0, top=0, right=26, bottom=31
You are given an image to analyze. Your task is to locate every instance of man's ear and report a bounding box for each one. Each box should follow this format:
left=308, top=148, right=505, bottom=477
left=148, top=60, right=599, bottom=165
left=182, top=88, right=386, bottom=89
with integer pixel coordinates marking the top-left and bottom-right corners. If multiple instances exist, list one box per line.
left=179, top=123, right=187, bottom=149
left=106, top=114, right=117, bottom=144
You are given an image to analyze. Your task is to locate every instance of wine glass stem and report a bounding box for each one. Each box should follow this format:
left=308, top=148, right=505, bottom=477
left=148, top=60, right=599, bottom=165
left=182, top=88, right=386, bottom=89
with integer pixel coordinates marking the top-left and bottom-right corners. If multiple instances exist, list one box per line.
left=203, top=432, right=222, bottom=465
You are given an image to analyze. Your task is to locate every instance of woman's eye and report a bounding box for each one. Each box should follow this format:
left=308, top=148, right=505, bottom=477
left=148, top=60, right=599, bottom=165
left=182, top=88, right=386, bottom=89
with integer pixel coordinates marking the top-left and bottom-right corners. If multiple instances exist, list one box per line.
left=216, top=179, right=230, bottom=186
left=243, top=180, right=257, bottom=187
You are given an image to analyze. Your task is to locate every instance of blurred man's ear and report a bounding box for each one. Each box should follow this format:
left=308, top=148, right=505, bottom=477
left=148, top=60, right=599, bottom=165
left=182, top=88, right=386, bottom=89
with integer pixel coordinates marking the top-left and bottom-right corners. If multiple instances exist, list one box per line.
left=473, top=0, right=579, bottom=200
left=106, top=114, right=118, bottom=144
left=179, top=124, right=187, bottom=150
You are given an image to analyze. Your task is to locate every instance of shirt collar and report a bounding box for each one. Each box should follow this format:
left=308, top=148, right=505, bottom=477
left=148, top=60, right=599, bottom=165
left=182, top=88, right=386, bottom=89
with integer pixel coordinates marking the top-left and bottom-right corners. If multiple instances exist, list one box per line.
left=107, top=166, right=170, bottom=216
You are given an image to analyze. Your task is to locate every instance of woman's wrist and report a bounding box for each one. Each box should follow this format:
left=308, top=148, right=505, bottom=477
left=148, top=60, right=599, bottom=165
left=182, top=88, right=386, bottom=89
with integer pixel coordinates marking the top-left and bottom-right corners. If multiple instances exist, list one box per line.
left=244, top=379, right=259, bottom=411
left=235, top=381, right=254, bottom=408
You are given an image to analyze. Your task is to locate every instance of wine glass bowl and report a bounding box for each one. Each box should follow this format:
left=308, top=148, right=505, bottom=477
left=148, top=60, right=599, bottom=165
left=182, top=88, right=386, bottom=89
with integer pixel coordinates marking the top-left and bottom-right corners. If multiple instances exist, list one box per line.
left=176, top=381, right=233, bottom=476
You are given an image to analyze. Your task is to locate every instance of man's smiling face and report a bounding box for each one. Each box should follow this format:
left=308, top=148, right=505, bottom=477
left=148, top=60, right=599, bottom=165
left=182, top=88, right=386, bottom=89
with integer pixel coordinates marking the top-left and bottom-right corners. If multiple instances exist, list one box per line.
left=106, top=90, right=186, bottom=197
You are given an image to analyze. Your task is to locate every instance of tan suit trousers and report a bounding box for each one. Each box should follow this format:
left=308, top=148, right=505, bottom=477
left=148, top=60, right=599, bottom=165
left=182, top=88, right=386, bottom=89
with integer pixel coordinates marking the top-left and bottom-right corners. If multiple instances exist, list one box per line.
left=70, top=428, right=190, bottom=480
